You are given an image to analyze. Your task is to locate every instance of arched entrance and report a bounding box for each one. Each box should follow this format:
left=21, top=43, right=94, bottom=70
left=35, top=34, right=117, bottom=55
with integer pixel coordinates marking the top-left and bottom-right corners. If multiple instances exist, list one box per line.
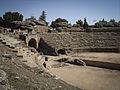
left=28, top=38, right=37, bottom=49
left=57, top=48, right=66, bottom=55
left=19, top=35, right=26, bottom=41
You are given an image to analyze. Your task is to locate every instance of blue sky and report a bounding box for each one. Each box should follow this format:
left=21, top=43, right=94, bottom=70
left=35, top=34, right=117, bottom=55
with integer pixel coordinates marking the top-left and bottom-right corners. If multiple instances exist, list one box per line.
left=0, top=0, right=120, bottom=25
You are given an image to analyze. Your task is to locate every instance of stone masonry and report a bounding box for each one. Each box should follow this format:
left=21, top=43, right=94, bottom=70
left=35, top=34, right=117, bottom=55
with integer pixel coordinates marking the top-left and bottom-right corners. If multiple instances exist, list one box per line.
left=22, top=31, right=120, bottom=55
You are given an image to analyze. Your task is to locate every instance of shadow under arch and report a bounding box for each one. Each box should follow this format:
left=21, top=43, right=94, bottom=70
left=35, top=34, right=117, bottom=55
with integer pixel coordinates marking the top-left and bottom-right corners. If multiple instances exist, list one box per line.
left=37, top=38, right=57, bottom=55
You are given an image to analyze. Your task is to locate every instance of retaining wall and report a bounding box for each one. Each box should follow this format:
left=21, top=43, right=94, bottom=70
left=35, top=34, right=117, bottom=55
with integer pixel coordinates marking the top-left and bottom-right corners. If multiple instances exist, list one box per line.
left=37, top=31, right=120, bottom=55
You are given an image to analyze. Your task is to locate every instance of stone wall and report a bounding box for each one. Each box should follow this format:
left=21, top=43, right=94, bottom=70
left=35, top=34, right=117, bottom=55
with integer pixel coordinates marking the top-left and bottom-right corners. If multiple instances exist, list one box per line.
left=71, top=32, right=120, bottom=48
left=37, top=31, right=120, bottom=55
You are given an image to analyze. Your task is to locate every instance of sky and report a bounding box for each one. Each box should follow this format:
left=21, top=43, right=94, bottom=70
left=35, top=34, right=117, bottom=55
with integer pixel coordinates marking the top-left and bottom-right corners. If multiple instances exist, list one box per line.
left=0, top=0, right=120, bottom=25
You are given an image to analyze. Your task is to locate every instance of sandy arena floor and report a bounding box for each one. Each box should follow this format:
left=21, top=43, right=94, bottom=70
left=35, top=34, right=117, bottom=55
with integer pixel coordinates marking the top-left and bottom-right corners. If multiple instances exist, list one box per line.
left=47, top=53, right=120, bottom=90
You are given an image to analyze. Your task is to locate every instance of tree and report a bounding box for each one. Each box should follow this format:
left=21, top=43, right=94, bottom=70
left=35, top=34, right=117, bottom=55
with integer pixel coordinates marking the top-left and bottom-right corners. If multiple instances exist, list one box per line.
left=39, top=11, right=48, bottom=26
left=2, top=11, right=23, bottom=27
left=0, top=16, right=3, bottom=26
left=102, top=18, right=105, bottom=22
left=55, top=18, right=68, bottom=23
left=83, top=18, right=89, bottom=29
left=94, top=18, right=120, bottom=27
left=39, top=11, right=46, bottom=21
left=109, top=19, right=115, bottom=23
left=50, top=21, right=56, bottom=28
left=76, top=19, right=83, bottom=27
left=50, top=18, right=68, bottom=28
left=12, top=12, right=23, bottom=21
left=3, top=11, right=23, bottom=22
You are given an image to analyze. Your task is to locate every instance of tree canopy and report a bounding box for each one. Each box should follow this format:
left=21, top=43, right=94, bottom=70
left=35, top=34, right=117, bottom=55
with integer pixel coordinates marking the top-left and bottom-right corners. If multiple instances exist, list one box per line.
left=1, top=11, right=23, bottom=27
left=3, top=12, right=23, bottom=22
left=83, top=18, right=89, bottom=29
left=39, top=11, right=48, bottom=26
left=73, top=19, right=83, bottom=27
left=39, top=11, right=46, bottom=21
left=0, top=11, right=120, bottom=29
left=109, top=19, right=115, bottom=23
left=95, top=18, right=120, bottom=27
left=50, top=18, right=68, bottom=28
left=0, top=16, right=3, bottom=26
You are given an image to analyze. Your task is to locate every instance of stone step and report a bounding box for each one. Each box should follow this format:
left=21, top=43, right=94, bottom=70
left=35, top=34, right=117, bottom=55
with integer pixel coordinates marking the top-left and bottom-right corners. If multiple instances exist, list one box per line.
left=2, top=40, right=6, bottom=44
left=16, top=53, right=23, bottom=58
left=9, top=44, right=15, bottom=49
left=82, top=59, right=120, bottom=70
left=12, top=49, right=18, bottom=53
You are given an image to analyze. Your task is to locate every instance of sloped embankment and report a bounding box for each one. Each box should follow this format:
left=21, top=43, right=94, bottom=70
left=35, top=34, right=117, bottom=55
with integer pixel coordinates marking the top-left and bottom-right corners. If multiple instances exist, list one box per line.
left=0, top=38, right=81, bottom=90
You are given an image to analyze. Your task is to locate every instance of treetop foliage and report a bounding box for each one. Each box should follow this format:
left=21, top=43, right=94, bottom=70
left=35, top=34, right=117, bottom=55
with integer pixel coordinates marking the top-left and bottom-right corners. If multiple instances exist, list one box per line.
left=3, top=11, right=23, bottom=22
left=50, top=18, right=68, bottom=28
left=0, top=11, right=23, bottom=27
left=83, top=18, right=89, bottom=29
left=0, top=11, right=120, bottom=29
left=74, top=19, right=83, bottom=27
left=55, top=18, right=68, bottom=23
left=95, top=18, right=120, bottom=27
left=39, top=11, right=46, bottom=21
left=109, top=19, right=115, bottom=23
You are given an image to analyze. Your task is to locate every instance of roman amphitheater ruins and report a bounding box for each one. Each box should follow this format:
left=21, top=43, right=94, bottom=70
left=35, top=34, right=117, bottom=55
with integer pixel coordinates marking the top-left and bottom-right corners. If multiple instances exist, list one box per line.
left=0, top=27, right=120, bottom=90
left=23, top=32, right=120, bottom=55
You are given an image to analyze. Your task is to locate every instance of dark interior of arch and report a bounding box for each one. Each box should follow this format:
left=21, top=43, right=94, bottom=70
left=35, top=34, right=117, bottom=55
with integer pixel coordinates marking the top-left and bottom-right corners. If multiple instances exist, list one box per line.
left=57, top=49, right=66, bottom=55
left=28, top=38, right=37, bottom=49
left=19, top=35, right=26, bottom=41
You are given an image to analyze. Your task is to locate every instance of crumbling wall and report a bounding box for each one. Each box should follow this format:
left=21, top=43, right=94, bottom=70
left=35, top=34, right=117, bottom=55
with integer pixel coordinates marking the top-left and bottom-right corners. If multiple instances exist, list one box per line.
left=71, top=32, right=120, bottom=52
left=38, top=31, right=120, bottom=54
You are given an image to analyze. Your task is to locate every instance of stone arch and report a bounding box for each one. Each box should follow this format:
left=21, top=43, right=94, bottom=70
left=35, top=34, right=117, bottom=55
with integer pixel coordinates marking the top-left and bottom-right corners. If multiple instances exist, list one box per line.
left=57, top=48, right=66, bottom=55
left=19, top=35, right=26, bottom=41
left=28, top=38, right=37, bottom=49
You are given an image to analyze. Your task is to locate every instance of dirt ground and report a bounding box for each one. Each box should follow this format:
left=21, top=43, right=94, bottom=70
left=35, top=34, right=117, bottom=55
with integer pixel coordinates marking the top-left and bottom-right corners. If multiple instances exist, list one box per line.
left=43, top=53, right=120, bottom=90
left=49, top=64, right=120, bottom=90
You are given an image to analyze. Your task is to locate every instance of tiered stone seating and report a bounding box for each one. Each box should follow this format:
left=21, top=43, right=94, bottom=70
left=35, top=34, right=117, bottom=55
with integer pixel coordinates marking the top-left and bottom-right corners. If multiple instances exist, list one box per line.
left=38, top=32, right=120, bottom=53
left=0, top=33, right=39, bottom=67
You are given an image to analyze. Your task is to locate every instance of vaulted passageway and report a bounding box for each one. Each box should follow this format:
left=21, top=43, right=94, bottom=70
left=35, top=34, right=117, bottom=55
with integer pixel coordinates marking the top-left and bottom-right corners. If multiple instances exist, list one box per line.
left=28, top=38, right=37, bottom=49
left=57, top=49, right=66, bottom=55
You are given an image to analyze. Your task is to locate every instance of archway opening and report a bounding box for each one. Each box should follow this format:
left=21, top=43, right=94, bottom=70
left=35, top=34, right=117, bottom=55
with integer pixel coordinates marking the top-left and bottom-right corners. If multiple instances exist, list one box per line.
left=28, top=38, right=37, bottom=49
left=19, top=35, right=26, bottom=41
left=57, top=49, right=66, bottom=55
